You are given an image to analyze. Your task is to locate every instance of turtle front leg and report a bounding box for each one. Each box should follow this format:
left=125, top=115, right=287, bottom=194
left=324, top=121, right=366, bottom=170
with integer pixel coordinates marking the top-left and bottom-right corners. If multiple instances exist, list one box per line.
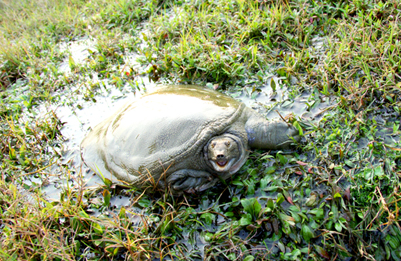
left=245, top=109, right=300, bottom=150
left=162, top=169, right=216, bottom=195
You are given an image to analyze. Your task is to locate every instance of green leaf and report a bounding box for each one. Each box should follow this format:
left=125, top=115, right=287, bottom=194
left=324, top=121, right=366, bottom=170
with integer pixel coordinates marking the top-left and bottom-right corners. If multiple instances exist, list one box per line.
left=200, top=213, right=215, bottom=226
left=227, top=253, right=236, bottom=260
left=278, top=213, right=295, bottom=226
left=232, top=180, right=244, bottom=186
left=232, top=196, right=239, bottom=203
left=261, top=155, right=274, bottom=161
left=291, top=248, right=302, bottom=257
left=315, top=245, right=330, bottom=259
left=160, top=215, right=174, bottom=234
left=239, top=214, right=252, bottom=226
left=265, top=166, right=276, bottom=174
left=225, top=211, right=234, bottom=217
left=263, top=185, right=279, bottom=192
left=102, top=177, right=113, bottom=188
left=119, top=207, right=126, bottom=219
left=241, top=198, right=262, bottom=220
left=335, top=222, right=342, bottom=232
left=276, top=193, right=285, bottom=205
left=301, top=224, right=314, bottom=243
left=9, top=148, right=16, bottom=160
left=70, top=217, right=82, bottom=232
left=331, top=204, right=339, bottom=220
left=260, top=175, right=272, bottom=189
left=93, top=222, right=103, bottom=234
left=373, top=165, right=385, bottom=178
left=108, top=247, right=119, bottom=256
left=78, top=210, right=90, bottom=219
left=363, top=168, right=373, bottom=180
left=309, top=208, right=324, bottom=220
left=247, top=168, right=258, bottom=177
left=276, top=153, right=288, bottom=165
left=68, top=55, right=76, bottom=69
left=103, top=189, right=111, bottom=206
left=345, top=160, right=355, bottom=168
left=138, top=198, right=151, bottom=208
left=282, top=221, right=291, bottom=234
left=266, top=199, right=274, bottom=210
left=270, top=78, right=277, bottom=92
left=300, top=247, right=309, bottom=254
left=291, top=211, right=301, bottom=223
left=243, top=255, right=255, bottom=261
left=245, top=180, right=255, bottom=195
left=391, top=225, right=401, bottom=242
left=305, top=193, right=318, bottom=207
left=386, top=234, right=400, bottom=249
left=204, top=232, right=214, bottom=242
left=277, top=67, right=287, bottom=77
left=293, top=121, right=303, bottom=136
left=385, top=244, right=391, bottom=260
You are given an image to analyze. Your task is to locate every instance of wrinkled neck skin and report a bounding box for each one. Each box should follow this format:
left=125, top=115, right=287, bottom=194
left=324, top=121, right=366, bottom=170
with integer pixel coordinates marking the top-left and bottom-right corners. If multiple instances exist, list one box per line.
left=244, top=108, right=300, bottom=150
left=204, top=133, right=248, bottom=181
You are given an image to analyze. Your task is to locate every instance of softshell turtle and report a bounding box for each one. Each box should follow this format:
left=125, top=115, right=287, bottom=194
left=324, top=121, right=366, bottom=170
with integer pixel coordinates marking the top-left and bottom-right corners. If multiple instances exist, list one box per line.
left=81, top=85, right=300, bottom=194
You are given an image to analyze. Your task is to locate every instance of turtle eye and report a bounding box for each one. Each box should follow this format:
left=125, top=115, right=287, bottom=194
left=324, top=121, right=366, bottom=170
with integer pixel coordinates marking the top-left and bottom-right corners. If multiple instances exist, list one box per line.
left=225, top=141, right=230, bottom=146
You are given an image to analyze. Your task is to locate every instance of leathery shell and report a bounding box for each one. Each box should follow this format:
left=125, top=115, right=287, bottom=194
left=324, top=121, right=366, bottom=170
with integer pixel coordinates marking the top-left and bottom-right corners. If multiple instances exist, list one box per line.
left=80, top=85, right=245, bottom=186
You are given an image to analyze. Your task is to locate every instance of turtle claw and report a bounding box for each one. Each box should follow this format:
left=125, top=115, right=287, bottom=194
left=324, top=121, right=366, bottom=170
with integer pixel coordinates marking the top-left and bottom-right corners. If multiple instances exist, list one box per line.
left=167, top=169, right=214, bottom=194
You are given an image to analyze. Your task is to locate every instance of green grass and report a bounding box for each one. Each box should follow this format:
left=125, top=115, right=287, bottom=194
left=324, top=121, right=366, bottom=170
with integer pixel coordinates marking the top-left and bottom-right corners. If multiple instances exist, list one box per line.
left=0, top=0, right=86, bottom=88
left=1, top=0, right=401, bottom=260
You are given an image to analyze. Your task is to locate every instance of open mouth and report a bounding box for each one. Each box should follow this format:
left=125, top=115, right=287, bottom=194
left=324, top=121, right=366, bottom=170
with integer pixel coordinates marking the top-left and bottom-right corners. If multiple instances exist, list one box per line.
left=216, top=160, right=228, bottom=167
left=210, top=158, right=236, bottom=172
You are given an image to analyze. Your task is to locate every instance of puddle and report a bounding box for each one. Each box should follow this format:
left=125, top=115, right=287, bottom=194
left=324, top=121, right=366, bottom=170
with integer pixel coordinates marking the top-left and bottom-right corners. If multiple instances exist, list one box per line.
left=58, top=36, right=97, bottom=74
left=226, top=76, right=336, bottom=121
left=42, top=76, right=336, bottom=201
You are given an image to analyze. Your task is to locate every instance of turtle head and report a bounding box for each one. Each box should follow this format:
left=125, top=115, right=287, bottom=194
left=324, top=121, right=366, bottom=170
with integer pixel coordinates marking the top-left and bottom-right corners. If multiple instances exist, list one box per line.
left=207, top=136, right=241, bottom=173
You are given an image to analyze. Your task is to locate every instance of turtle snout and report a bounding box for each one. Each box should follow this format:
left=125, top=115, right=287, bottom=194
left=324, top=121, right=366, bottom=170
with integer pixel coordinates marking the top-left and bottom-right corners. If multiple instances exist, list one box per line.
left=216, top=154, right=225, bottom=159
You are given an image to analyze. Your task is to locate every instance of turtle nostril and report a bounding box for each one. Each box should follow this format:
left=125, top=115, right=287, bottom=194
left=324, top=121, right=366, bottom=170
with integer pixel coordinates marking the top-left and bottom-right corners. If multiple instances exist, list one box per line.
left=217, top=154, right=224, bottom=159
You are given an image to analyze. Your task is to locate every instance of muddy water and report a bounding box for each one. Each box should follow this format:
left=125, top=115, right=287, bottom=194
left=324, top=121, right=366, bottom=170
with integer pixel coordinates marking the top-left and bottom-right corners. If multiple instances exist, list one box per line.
left=44, top=83, right=334, bottom=203
left=227, top=77, right=336, bottom=120
left=42, top=37, right=336, bottom=205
